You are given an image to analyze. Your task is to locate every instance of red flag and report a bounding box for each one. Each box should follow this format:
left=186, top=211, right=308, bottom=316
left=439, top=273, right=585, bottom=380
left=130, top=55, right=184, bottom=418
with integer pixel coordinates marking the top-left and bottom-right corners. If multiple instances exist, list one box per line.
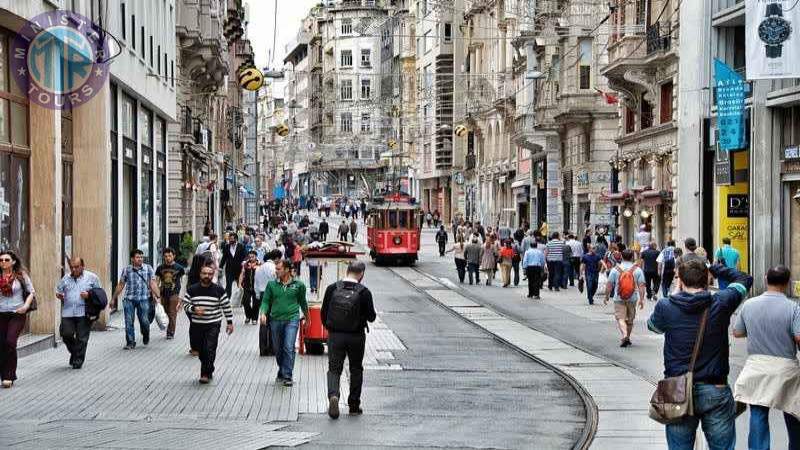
left=595, top=88, right=618, bottom=104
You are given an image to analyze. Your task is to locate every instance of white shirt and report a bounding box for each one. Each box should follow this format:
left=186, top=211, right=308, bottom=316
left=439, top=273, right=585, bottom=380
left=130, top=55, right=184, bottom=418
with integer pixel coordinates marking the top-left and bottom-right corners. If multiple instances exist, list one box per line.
left=254, top=260, right=276, bottom=293
left=636, top=231, right=651, bottom=247
left=566, top=239, right=584, bottom=258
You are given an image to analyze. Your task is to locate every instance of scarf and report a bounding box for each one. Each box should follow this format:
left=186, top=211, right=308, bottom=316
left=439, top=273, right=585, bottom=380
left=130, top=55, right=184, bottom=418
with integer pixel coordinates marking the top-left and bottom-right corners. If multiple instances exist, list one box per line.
left=0, top=271, right=15, bottom=297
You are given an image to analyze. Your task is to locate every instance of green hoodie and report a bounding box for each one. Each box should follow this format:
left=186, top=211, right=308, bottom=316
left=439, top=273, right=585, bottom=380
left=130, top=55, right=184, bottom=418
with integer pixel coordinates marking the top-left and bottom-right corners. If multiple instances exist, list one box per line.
left=260, top=278, right=309, bottom=321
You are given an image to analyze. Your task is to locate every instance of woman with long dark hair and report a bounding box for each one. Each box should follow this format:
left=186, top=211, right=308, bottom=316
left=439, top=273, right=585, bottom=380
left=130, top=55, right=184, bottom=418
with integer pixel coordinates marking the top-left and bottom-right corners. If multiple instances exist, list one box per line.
left=0, top=251, right=35, bottom=388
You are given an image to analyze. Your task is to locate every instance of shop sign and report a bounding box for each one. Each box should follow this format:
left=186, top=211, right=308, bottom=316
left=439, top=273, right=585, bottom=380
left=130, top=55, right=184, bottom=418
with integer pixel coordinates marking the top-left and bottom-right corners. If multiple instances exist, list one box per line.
left=576, top=172, right=590, bottom=187
left=727, top=194, right=749, bottom=218
left=784, top=145, right=800, bottom=160
left=715, top=145, right=733, bottom=185
left=714, top=59, right=747, bottom=150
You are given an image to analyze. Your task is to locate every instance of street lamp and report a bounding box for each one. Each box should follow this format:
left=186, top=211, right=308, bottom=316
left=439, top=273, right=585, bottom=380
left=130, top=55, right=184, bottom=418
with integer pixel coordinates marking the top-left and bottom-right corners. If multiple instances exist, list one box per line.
left=640, top=209, right=650, bottom=219
left=623, top=207, right=633, bottom=218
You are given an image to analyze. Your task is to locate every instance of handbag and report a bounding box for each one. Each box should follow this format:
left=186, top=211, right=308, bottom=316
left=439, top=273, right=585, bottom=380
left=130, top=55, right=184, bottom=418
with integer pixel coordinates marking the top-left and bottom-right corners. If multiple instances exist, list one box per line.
left=648, top=308, right=709, bottom=424
left=19, top=274, right=37, bottom=312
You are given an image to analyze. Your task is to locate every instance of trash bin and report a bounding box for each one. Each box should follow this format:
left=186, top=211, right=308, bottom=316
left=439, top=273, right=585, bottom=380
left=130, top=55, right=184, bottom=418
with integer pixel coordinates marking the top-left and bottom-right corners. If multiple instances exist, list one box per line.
left=299, top=303, right=328, bottom=355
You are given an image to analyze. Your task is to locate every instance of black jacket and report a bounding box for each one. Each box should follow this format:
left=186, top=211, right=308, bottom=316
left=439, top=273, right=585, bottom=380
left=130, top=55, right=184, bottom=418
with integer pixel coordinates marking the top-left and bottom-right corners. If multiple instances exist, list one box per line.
left=321, top=280, right=376, bottom=333
left=220, top=242, right=246, bottom=276
left=85, top=287, right=109, bottom=321
left=319, top=221, right=329, bottom=234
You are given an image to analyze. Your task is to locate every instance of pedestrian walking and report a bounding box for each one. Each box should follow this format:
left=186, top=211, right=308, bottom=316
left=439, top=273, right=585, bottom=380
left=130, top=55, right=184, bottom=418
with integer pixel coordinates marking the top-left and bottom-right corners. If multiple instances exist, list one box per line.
left=338, top=220, right=349, bottom=241
left=732, top=265, right=800, bottom=449
left=566, top=234, right=584, bottom=287
left=521, top=230, right=535, bottom=253
left=647, top=259, right=753, bottom=449
left=545, top=232, right=565, bottom=291
left=220, top=233, right=246, bottom=299
left=464, top=237, right=482, bottom=285
left=604, top=249, right=646, bottom=347
left=634, top=224, right=651, bottom=256
left=0, top=251, right=35, bottom=387
left=479, top=240, right=497, bottom=286
left=155, top=248, right=185, bottom=339
left=522, top=242, right=546, bottom=299
left=511, top=239, right=522, bottom=287
left=714, top=237, right=741, bottom=290
left=182, top=265, right=234, bottom=384
left=561, top=237, right=573, bottom=289
left=499, top=240, right=514, bottom=288
left=239, top=250, right=260, bottom=324
left=640, top=241, right=661, bottom=301
left=319, top=218, right=329, bottom=242
left=425, top=211, right=433, bottom=228
left=252, top=235, right=270, bottom=262
left=112, top=249, right=161, bottom=350
left=582, top=229, right=593, bottom=255
left=579, top=245, right=604, bottom=305
left=656, top=240, right=677, bottom=298
left=259, top=259, right=309, bottom=387
left=349, top=218, right=358, bottom=242
left=321, top=261, right=377, bottom=419
left=308, top=234, right=322, bottom=294
left=436, top=225, right=448, bottom=257
left=446, top=234, right=467, bottom=283
left=56, top=258, right=101, bottom=369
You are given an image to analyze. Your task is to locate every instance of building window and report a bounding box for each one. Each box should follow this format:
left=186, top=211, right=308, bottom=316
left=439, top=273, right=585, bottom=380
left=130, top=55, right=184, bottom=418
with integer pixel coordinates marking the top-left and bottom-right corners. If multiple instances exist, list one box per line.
left=340, top=79, right=353, bottom=100
left=423, top=30, right=431, bottom=53
left=341, top=113, right=352, bottom=133
left=171, top=60, right=174, bottom=87
left=361, top=113, right=371, bottom=132
left=641, top=93, right=653, bottom=129
left=361, top=79, right=371, bottom=99
left=149, top=35, right=153, bottom=66
left=122, top=95, right=136, bottom=139
left=140, top=26, right=145, bottom=59
left=444, top=22, right=453, bottom=43
left=121, top=3, right=126, bottom=40
left=420, top=0, right=428, bottom=16
left=131, top=15, right=136, bottom=49
left=360, top=49, right=371, bottom=67
left=342, top=18, right=352, bottom=35
left=157, top=45, right=161, bottom=74
left=660, top=81, right=673, bottom=124
left=578, top=38, right=592, bottom=90
left=341, top=50, right=352, bottom=67
left=625, top=106, right=636, bottom=134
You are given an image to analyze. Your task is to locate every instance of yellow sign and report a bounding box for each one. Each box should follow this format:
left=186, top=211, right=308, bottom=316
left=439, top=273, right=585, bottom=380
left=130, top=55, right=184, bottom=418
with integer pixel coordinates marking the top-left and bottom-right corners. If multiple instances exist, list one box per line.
left=718, top=150, right=749, bottom=273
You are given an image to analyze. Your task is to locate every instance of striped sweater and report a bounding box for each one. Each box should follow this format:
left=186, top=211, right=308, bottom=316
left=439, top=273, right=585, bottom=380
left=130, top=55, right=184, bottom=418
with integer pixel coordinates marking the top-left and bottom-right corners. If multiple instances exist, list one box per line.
left=182, top=283, right=233, bottom=324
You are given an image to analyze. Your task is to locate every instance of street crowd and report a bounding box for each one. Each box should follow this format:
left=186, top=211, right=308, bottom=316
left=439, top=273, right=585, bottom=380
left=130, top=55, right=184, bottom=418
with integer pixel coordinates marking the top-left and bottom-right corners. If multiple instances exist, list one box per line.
left=0, top=198, right=377, bottom=421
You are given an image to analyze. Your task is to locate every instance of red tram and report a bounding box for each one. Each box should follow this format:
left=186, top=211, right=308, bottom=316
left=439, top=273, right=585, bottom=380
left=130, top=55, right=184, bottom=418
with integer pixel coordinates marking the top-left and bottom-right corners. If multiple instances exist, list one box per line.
left=366, top=191, right=421, bottom=265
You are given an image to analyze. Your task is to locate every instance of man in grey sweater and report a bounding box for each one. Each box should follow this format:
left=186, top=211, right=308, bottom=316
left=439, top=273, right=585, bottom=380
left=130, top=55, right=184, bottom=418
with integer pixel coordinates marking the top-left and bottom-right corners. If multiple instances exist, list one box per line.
left=463, top=237, right=483, bottom=285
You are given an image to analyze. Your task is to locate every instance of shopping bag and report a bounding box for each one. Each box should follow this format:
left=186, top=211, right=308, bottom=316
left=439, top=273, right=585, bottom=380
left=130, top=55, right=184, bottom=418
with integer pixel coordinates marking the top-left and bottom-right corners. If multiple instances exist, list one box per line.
left=230, top=286, right=243, bottom=308
left=259, top=322, right=274, bottom=356
left=597, top=272, right=608, bottom=296
left=154, top=303, right=168, bottom=331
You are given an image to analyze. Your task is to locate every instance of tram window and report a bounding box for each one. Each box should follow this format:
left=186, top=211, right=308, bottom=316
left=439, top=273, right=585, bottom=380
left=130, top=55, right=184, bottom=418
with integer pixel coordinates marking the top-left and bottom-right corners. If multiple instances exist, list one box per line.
left=372, top=212, right=383, bottom=228
left=388, top=210, right=398, bottom=228
left=399, top=210, right=409, bottom=229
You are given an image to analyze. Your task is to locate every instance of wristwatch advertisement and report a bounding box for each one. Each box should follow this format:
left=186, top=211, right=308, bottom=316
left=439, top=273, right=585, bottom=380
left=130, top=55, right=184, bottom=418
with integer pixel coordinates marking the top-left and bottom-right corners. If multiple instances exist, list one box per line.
left=747, top=0, right=800, bottom=79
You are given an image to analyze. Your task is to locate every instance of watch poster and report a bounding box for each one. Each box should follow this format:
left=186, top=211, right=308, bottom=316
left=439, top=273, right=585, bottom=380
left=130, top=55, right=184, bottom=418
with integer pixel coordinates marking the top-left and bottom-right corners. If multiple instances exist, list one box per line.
left=746, top=0, right=800, bottom=79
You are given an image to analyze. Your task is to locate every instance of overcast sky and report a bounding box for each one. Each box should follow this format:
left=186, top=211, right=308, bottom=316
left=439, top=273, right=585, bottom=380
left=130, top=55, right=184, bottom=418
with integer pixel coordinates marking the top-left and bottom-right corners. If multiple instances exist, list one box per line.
left=246, top=0, right=318, bottom=71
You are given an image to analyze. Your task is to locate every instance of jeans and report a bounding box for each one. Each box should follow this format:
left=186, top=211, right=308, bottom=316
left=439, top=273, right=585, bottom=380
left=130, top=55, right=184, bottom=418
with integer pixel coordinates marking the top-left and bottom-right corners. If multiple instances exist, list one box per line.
left=191, top=322, right=221, bottom=377
left=665, top=384, right=737, bottom=450
left=309, top=265, right=320, bottom=291
left=0, top=312, right=26, bottom=381
left=60, top=316, right=91, bottom=365
left=546, top=261, right=563, bottom=290
left=526, top=266, right=542, bottom=297
left=467, top=262, right=480, bottom=285
left=327, top=331, right=366, bottom=407
left=662, top=271, right=675, bottom=298
left=644, top=271, right=661, bottom=299
left=585, top=273, right=599, bottom=304
left=748, top=404, right=800, bottom=450
left=561, top=260, right=572, bottom=288
left=271, top=318, right=300, bottom=380
left=512, top=261, right=520, bottom=286
left=455, top=258, right=466, bottom=283
left=123, top=298, right=151, bottom=345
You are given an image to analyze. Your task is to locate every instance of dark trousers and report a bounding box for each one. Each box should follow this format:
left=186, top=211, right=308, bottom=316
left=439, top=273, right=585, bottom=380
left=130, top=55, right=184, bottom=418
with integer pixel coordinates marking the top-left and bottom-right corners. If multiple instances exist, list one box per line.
left=60, top=316, right=91, bottom=366
left=438, top=241, right=446, bottom=256
left=661, top=271, right=675, bottom=298
left=546, top=261, right=562, bottom=290
left=454, top=258, right=466, bottom=283
left=467, top=262, right=480, bottom=285
left=191, top=322, right=221, bottom=377
left=512, top=261, right=520, bottom=286
left=0, top=312, right=26, bottom=381
left=241, top=289, right=261, bottom=321
left=320, top=232, right=328, bottom=241
left=327, top=331, right=366, bottom=407
left=162, top=293, right=180, bottom=336
left=224, top=272, right=240, bottom=299
left=526, top=266, right=542, bottom=297
left=585, top=273, right=599, bottom=304
left=644, top=271, right=660, bottom=299
left=569, top=257, right=581, bottom=286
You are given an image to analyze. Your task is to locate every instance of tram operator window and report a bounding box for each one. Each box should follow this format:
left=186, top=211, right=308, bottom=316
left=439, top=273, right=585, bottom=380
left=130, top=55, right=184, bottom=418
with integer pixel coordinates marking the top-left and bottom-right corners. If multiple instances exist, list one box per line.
left=399, top=210, right=409, bottom=229
left=388, top=209, right=398, bottom=228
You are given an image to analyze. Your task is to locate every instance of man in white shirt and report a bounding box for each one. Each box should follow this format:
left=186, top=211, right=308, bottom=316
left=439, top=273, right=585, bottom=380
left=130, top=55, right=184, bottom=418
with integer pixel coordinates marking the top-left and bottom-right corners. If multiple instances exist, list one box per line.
left=635, top=225, right=651, bottom=254
left=254, top=250, right=281, bottom=300
left=566, top=234, right=584, bottom=288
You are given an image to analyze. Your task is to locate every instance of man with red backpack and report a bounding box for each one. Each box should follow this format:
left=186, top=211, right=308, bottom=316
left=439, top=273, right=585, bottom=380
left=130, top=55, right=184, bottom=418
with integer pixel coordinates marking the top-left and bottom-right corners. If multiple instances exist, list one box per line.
left=604, top=249, right=646, bottom=347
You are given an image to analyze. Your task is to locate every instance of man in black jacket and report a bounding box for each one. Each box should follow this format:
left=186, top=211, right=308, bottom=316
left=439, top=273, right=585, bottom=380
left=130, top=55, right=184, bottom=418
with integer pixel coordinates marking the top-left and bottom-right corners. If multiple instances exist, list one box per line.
left=219, top=233, right=246, bottom=298
left=319, top=218, right=329, bottom=242
left=321, top=261, right=376, bottom=419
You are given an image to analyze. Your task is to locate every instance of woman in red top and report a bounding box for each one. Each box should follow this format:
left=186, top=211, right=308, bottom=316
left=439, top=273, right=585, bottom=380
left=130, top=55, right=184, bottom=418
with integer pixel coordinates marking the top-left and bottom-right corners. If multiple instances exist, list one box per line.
left=498, top=240, right=515, bottom=288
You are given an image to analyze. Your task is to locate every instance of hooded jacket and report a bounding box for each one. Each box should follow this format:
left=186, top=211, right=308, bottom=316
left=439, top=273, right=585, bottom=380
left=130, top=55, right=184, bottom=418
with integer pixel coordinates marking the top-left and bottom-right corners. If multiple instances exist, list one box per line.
left=647, top=265, right=753, bottom=383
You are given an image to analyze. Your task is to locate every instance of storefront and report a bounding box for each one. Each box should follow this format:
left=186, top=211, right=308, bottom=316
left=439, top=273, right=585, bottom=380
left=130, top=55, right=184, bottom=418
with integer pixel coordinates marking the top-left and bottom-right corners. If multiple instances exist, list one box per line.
left=778, top=105, right=800, bottom=298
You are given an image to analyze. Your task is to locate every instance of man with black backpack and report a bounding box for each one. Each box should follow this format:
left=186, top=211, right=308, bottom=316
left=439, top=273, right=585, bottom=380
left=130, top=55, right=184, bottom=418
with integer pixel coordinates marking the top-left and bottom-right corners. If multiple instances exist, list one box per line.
left=321, top=261, right=376, bottom=419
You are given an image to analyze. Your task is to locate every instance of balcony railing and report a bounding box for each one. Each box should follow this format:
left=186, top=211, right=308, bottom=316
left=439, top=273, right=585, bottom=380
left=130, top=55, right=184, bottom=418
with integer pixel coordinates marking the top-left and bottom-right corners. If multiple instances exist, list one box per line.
left=646, top=21, right=672, bottom=55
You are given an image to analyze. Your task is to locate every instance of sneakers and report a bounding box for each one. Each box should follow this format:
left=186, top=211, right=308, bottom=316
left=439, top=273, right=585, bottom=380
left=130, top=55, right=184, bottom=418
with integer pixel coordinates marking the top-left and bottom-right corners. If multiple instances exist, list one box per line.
left=142, top=336, right=149, bottom=346
left=620, top=337, right=632, bottom=348
left=282, top=378, right=294, bottom=387
left=199, top=375, right=210, bottom=384
left=328, top=396, right=340, bottom=419
left=124, top=343, right=136, bottom=350
left=348, top=405, right=363, bottom=415
left=166, top=334, right=174, bottom=340
left=190, top=349, right=199, bottom=356
left=244, top=319, right=251, bottom=325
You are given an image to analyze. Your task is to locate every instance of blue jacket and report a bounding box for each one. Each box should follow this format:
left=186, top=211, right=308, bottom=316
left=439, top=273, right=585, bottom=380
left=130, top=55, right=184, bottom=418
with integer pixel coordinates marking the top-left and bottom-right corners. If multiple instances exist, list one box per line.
left=647, top=265, right=753, bottom=383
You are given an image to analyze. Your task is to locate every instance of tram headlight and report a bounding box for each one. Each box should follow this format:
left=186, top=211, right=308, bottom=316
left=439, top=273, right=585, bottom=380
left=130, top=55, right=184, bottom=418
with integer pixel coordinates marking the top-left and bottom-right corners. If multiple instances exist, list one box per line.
left=393, top=236, right=402, bottom=245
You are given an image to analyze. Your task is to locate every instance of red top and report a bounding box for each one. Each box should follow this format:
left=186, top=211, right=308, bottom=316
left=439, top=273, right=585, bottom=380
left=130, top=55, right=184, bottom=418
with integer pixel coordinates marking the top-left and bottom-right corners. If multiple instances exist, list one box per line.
left=499, top=247, right=514, bottom=260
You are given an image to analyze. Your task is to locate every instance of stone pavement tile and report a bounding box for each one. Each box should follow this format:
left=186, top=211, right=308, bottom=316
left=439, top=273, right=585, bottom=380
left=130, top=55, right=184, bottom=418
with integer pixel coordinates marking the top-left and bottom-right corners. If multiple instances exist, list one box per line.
left=592, top=436, right=669, bottom=450
left=424, top=289, right=482, bottom=307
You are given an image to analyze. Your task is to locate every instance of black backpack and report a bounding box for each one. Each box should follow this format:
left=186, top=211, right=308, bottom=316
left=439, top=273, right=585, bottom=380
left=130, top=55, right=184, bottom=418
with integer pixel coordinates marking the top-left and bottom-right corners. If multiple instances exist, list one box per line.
left=326, top=281, right=364, bottom=332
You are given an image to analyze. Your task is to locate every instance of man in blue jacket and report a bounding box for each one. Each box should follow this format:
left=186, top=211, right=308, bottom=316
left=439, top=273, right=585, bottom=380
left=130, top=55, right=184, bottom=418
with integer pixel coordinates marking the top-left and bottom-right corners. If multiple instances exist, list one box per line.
left=647, top=259, right=753, bottom=450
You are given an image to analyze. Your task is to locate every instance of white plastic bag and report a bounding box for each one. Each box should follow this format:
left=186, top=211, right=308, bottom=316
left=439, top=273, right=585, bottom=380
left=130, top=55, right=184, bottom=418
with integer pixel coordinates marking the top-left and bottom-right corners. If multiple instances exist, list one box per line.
left=597, top=272, right=608, bottom=296
left=154, top=303, right=168, bottom=331
left=230, top=286, right=243, bottom=308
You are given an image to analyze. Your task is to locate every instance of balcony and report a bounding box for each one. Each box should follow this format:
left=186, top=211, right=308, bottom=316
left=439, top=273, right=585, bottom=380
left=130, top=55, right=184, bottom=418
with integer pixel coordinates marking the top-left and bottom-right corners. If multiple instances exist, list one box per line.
left=646, top=21, right=672, bottom=55
left=177, top=0, right=228, bottom=91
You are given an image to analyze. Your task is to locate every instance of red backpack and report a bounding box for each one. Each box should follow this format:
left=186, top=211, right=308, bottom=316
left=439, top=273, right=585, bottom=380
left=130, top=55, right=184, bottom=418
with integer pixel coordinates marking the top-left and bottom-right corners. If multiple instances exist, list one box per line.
left=615, top=265, right=637, bottom=300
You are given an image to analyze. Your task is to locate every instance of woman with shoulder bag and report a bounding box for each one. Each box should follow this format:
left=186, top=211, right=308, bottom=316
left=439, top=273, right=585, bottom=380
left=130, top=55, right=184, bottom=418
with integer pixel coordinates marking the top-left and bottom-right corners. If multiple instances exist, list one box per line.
left=0, top=251, right=36, bottom=388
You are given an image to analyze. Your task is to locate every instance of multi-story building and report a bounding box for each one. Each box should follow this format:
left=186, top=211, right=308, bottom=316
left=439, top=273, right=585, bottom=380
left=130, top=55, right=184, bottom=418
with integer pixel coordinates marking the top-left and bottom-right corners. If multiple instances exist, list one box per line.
left=603, top=0, right=679, bottom=246
left=242, top=88, right=259, bottom=224
left=170, top=0, right=229, bottom=243
left=284, top=21, right=312, bottom=199
left=413, top=0, right=464, bottom=223
left=256, top=83, right=286, bottom=200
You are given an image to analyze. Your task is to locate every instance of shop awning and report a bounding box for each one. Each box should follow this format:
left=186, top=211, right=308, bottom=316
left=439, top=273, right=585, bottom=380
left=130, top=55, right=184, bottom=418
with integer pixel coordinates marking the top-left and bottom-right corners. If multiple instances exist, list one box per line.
left=600, top=191, right=631, bottom=206
left=637, top=189, right=672, bottom=207
left=511, top=179, right=529, bottom=189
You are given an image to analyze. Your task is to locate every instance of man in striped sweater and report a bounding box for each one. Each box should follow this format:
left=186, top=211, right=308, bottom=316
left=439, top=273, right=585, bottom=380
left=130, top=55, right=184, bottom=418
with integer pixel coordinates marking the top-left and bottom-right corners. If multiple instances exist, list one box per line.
left=182, top=265, right=234, bottom=384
